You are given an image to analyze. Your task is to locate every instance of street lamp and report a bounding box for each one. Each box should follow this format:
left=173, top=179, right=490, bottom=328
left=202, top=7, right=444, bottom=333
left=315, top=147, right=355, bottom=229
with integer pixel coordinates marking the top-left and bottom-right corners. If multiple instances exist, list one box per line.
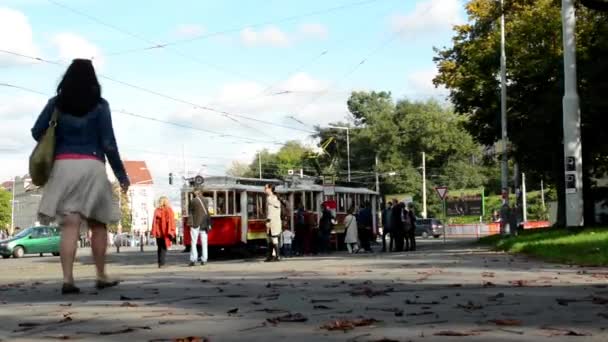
left=499, top=0, right=509, bottom=200
left=328, top=125, right=351, bottom=182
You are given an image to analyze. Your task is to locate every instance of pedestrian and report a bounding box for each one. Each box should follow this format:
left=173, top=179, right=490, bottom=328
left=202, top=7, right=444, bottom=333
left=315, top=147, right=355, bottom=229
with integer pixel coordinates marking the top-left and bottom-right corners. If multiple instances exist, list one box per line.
left=344, top=207, right=359, bottom=254
left=404, top=203, right=417, bottom=251
left=318, top=204, right=334, bottom=254
left=152, top=196, right=176, bottom=268
left=357, top=202, right=373, bottom=252
left=188, top=188, right=211, bottom=266
left=382, top=202, right=393, bottom=252
left=265, top=184, right=281, bottom=262
left=281, top=227, right=294, bottom=258
left=391, top=199, right=405, bottom=252
left=31, top=59, right=128, bottom=294
left=293, top=202, right=306, bottom=256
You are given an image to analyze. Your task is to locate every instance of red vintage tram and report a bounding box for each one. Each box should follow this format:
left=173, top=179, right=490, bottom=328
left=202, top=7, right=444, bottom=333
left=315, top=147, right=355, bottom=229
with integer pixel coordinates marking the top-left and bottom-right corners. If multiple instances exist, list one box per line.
left=181, top=176, right=378, bottom=251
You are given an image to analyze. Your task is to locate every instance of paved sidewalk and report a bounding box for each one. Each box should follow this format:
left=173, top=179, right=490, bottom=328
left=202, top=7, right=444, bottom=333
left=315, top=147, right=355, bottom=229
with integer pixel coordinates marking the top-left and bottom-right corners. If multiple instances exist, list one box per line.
left=1, top=240, right=607, bottom=341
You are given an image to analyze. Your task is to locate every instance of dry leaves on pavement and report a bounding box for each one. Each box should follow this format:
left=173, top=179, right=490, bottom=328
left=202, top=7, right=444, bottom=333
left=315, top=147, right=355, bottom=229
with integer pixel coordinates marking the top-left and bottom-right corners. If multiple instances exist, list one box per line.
left=350, top=287, right=394, bottom=298
left=434, top=330, right=480, bottom=336
left=320, top=318, right=381, bottom=332
left=266, top=313, right=308, bottom=324
left=488, top=319, right=522, bottom=326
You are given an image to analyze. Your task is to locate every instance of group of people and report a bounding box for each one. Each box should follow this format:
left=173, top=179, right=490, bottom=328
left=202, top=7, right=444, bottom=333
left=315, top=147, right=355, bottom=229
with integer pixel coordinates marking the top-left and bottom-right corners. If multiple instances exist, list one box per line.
left=381, top=200, right=417, bottom=252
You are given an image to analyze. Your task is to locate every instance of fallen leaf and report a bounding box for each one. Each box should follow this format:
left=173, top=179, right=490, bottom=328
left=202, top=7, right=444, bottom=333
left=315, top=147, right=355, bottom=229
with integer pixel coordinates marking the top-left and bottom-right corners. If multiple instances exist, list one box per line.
left=59, top=303, right=72, bottom=307
left=313, top=305, right=332, bottom=310
left=483, top=281, right=496, bottom=288
left=541, top=326, right=591, bottom=337
left=482, top=272, right=495, bottom=278
left=320, top=318, right=380, bottom=332
left=350, top=287, right=394, bottom=298
left=405, top=300, right=439, bottom=305
left=456, top=301, right=483, bottom=311
left=120, top=302, right=139, bottom=308
left=310, top=299, right=338, bottom=304
left=120, top=295, right=142, bottom=301
left=488, top=319, right=522, bottom=326
left=99, top=326, right=151, bottom=335
left=267, top=313, right=308, bottom=324
left=227, top=308, right=239, bottom=314
left=488, top=293, right=505, bottom=301
left=448, top=284, right=462, bottom=288
left=508, top=280, right=528, bottom=287
left=406, top=311, right=434, bottom=316
left=255, top=308, right=289, bottom=314
left=434, top=330, right=480, bottom=336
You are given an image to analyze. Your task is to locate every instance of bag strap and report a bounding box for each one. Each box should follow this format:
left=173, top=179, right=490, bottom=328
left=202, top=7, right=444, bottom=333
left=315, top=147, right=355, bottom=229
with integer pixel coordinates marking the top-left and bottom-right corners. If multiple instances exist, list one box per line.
left=196, top=197, right=208, bottom=215
left=49, top=108, right=60, bottom=128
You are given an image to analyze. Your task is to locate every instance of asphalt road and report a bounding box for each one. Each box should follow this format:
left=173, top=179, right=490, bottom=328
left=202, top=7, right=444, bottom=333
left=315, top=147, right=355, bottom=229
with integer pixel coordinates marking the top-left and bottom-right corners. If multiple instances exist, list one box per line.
left=1, top=238, right=607, bottom=341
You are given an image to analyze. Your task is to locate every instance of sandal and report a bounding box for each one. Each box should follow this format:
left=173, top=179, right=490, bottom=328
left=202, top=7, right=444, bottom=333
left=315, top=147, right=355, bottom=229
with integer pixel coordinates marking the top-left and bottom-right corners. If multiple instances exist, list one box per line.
left=61, top=283, right=81, bottom=295
left=96, top=279, right=119, bottom=290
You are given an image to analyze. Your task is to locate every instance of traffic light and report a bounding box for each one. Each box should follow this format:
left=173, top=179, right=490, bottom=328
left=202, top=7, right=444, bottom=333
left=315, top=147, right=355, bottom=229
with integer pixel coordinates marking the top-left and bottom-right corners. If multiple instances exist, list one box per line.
left=169, top=172, right=173, bottom=185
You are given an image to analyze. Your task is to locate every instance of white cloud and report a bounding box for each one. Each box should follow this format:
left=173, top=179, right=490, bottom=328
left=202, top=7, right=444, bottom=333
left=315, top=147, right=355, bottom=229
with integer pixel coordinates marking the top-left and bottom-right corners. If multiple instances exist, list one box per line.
left=391, top=0, right=463, bottom=38
left=297, top=23, right=329, bottom=40
left=240, top=26, right=290, bottom=47
left=0, top=7, right=39, bottom=65
left=174, top=24, right=205, bottom=38
left=51, top=32, right=104, bottom=69
left=404, top=67, right=448, bottom=98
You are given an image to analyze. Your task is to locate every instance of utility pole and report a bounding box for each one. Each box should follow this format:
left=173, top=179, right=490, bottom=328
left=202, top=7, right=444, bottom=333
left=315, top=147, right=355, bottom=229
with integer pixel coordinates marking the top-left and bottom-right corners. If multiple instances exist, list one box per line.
left=522, top=173, right=527, bottom=222
left=375, top=154, right=380, bottom=193
left=422, top=152, right=427, bottom=219
left=258, top=152, right=262, bottom=179
left=541, top=179, right=546, bottom=211
left=500, top=0, right=509, bottom=199
left=346, top=128, right=351, bottom=182
left=10, top=176, right=16, bottom=235
left=561, top=0, right=584, bottom=226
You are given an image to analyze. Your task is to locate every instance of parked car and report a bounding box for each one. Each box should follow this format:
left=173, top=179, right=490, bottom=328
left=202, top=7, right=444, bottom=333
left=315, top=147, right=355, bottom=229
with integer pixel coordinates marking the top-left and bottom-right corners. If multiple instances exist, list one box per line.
left=415, top=218, right=444, bottom=239
left=0, top=226, right=61, bottom=258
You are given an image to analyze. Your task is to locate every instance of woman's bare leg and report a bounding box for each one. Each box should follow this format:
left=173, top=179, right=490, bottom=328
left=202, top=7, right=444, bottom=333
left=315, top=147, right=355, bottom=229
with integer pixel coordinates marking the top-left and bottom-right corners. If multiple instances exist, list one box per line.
left=60, top=214, right=81, bottom=284
left=89, top=221, right=108, bottom=280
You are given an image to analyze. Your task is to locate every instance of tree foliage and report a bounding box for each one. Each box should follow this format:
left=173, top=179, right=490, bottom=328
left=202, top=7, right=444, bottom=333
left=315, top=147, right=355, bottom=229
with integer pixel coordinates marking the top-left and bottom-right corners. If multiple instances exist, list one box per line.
left=0, top=189, right=11, bottom=230
left=433, top=0, right=608, bottom=224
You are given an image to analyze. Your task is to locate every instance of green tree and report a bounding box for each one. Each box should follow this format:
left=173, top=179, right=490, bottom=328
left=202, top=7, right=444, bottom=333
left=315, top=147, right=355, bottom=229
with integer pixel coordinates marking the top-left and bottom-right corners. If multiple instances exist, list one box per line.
left=226, top=161, right=250, bottom=177
left=246, top=142, right=319, bottom=179
left=108, top=183, right=131, bottom=233
left=0, top=189, right=11, bottom=230
left=433, top=0, right=608, bottom=225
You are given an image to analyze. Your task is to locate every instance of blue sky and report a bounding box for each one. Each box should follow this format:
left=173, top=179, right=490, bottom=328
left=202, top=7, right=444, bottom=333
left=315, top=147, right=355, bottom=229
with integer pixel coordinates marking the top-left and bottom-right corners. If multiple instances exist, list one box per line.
left=1, top=0, right=465, bottom=199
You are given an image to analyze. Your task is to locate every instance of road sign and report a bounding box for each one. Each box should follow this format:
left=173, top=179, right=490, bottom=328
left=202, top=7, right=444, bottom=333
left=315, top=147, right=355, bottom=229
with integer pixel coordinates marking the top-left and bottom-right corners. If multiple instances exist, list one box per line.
left=435, top=186, right=448, bottom=200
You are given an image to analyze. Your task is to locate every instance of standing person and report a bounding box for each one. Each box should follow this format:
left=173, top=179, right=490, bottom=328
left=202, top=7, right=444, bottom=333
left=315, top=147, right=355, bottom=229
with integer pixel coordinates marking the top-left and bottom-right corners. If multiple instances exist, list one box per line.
left=281, top=227, right=294, bottom=258
left=265, top=184, right=281, bottom=262
left=293, top=202, right=306, bottom=256
left=358, top=202, right=373, bottom=252
left=344, top=207, right=359, bottom=254
left=188, top=188, right=211, bottom=266
left=151, top=196, right=176, bottom=268
left=318, top=204, right=334, bottom=254
left=381, top=202, right=393, bottom=252
left=391, top=199, right=405, bottom=252
left=404, top=203, right=417, bottom=251
left=32, top=59, right=128, bottom=294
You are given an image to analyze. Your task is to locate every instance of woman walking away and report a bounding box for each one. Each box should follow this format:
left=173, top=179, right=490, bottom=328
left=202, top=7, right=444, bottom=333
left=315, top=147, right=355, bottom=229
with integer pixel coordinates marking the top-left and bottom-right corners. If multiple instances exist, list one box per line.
left=152, top=196, right=176, bottom=268
left=344, top=207, right=359, bottom=254
left=32, top=59, right=129, bottom=295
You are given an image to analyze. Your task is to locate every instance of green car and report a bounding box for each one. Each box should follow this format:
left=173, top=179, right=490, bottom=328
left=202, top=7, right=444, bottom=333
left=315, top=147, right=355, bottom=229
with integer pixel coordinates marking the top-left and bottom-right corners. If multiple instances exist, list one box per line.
left=0, top=226, right=61, bottom=259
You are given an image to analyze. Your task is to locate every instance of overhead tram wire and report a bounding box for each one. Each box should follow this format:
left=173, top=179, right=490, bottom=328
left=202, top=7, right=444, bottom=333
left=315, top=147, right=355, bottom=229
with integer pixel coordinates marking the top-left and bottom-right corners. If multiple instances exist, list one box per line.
left=0, top=82, right=282, bottom=145
left=0, top=49, right=315, bottom=135
left=46, top=0, right=303, bottom=140
left=103, top=0, right=393, bottom=56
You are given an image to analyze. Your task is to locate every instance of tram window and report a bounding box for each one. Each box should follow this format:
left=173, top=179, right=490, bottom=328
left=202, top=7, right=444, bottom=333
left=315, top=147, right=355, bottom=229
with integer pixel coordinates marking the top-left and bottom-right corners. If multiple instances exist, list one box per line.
left=247, top=193, right=267, bottom=219
left=228, top=191, right=235, bottom=214
left=294, top=192, right=303, bottom=210
left=306, top=192, right=314, bottom=211
left=217, top=191, right=227, bottom=215
left=337, top=193, right=346, bottom=213
left=235, top=191, right=242, bottom=213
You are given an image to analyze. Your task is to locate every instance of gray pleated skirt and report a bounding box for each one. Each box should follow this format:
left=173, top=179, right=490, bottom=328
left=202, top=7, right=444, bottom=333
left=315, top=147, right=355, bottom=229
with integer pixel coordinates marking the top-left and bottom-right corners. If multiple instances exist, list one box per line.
left=38, top=159, right=120, bottom=225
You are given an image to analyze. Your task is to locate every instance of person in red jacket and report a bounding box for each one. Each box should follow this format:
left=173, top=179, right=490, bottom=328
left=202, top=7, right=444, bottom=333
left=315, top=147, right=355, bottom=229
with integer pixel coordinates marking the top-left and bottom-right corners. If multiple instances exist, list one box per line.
left=151, top=196, right=176, bottom=268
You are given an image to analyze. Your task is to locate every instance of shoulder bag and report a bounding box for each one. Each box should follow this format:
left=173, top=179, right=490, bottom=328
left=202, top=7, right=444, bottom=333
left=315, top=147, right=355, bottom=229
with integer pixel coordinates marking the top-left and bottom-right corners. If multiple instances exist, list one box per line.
left=29, top=108, right=59, bottom=186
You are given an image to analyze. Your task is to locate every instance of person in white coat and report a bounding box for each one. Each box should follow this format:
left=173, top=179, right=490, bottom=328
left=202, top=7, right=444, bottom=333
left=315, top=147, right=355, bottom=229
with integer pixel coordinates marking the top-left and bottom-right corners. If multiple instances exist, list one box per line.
left=265, top=184, right=282, bottom=262
left=344, top=207, right=360, bottom=254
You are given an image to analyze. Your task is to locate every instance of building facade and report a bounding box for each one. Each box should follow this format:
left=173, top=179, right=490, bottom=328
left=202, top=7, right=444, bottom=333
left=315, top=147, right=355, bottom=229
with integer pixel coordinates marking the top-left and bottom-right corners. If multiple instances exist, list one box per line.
left=11, top=176, right=43, bottom=232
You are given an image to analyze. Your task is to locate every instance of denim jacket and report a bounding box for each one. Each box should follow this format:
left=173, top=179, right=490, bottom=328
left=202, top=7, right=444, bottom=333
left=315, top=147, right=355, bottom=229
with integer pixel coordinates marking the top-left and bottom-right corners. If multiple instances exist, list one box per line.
left=31, top=97, right=129, bottom=186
